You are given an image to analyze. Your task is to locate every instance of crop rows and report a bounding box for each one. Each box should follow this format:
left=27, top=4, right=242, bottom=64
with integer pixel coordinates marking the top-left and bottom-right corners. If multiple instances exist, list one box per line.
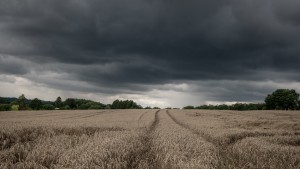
left=0, top=109, right=299, bottom=168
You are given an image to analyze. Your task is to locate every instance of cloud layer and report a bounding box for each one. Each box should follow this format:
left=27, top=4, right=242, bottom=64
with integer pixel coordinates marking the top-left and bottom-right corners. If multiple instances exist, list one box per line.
left=1, top=0, right=300, bottom=107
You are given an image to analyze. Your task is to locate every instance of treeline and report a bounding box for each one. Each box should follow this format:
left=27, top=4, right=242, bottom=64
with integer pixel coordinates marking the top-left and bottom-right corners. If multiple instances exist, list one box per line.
left=1, top=89, right=299, bottom=111
left=184, top=89, right=300, bottom=111
left=183, top=103, right=265, bottom=111
left=111, top=100, right=142, bottom=109
left=0, top=94, right=142, bottom=111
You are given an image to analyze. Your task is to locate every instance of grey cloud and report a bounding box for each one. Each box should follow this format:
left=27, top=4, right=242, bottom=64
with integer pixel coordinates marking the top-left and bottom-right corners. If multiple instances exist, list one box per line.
left=0, top=0, right=300, bottom=105
left=0, top=55, right=30, bottom=75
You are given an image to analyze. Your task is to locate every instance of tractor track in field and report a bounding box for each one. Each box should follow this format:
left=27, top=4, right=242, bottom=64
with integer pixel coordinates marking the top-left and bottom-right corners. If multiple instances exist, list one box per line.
left=166, top=110, right=231, bottom=169
left=80, top=111, right=112, bottom=119
left=127, top=110, right=160, bottom=169
left=166, top=110, right=217, bottom=146
left=32, top=111, right=75, bottom=118
left=166, top=110, right=276, bottom=169
left=137, top=110, right=150, bottom=127
left=60, top=111, right=107, bottom=119
left=137, top=110, right=149, bottom=122
left=60, top=113, right=97, bottom=119
left=148, top=110, right=160, bottom=133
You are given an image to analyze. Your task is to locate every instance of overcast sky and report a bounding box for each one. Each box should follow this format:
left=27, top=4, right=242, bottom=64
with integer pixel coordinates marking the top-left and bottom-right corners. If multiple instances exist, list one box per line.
left=1, top=0, right=300, bottom=108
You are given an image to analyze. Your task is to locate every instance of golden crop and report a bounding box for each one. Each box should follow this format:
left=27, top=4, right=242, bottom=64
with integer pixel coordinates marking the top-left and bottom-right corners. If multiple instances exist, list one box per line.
left=0, top=109, right=299, bottom=169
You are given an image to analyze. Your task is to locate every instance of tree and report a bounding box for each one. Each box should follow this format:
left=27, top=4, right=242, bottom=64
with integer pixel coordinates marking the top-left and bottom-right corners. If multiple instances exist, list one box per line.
left=111, top=100, right=120, bottom=109
left=216, top=104, right=229, bottom=110
left=54, top=96, right=63, bottom=108
left=183, top=106, right=194, bottom=109
left=17, top=94, right=27, bottom=110
left=11, top=105, right=19, bottom=111
left=64, top=98, right=76, bottom=109
left=265, top=89, right=299, bottom=110
left=111, top=99, right=142, bottom=109
left=0, top=104, right=11, bottom=111
left=30, top=98, right=42, bottom=110
left=42, top=104, right=55, bottom=110
left=0, top=97, right=17, bottom=104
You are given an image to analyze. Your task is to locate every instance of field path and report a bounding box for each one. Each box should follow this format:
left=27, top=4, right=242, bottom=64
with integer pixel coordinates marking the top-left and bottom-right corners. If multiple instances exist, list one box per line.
left=166, top=110, right=232, bottom=169
left=137, top=110, right=149, bottom=122
left=77, top=110, right=113, bottom=119
left=147, top=110, right=219, bottom=168
left=166, top=110, right=276, bottom=168
left=127, top=110, right=160, bottom=168
left=137, top=110, right=150, bottom=127
left=166, top=110, right=216, bottom=145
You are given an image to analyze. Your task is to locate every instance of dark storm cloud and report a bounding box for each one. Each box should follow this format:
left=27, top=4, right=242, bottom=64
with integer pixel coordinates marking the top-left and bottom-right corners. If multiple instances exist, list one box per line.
left=1, top=0, right=300, bottom=103
left=0, top=55, right=31, bottom=75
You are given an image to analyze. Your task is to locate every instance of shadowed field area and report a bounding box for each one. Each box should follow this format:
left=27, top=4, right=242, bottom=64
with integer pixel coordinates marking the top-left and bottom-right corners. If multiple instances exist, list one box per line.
left=0, top=110, right=299, bottom=169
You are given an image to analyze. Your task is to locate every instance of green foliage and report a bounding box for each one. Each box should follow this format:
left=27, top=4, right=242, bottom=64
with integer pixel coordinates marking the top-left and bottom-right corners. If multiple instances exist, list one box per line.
left=183, top=106, right=194, bottom=109
left=17, top=94, right=28, bottom=110
left=195, top=105, right=213, bottom=109
left=0, top=104, right=11, bottom=111
left=88, top=104, right=104, bottom=109
left=78, top=104, right=90, bottom=110
left=29, top=98, right=43, bottom=110
left=145, top=106, right=152, bottom=109
left=42, top=104, right=55, bottom=110
left=62, top=105, right=71, bottom=110
left=153, top=107, right=161, bottom=109
left=75, top=99, right=106, bottom=110
left=54, top=96, right=63, bottom=108
left=111, top=100, right=142, bottom=109
left=64, top=98, right=77, bottom=109
left=11, top=105, right=19, bottom=111
left=194, top=103, right=265, bottom=111
left=265, top=89, right=299, bottom=110
left=0, top=97, right=17, bottom=104
left=0, top=96, right=108, bottom=111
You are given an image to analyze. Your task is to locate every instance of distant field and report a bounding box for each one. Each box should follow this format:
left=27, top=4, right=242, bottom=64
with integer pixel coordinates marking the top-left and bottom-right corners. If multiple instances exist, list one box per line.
left=0, top=110, right=299, bottom=169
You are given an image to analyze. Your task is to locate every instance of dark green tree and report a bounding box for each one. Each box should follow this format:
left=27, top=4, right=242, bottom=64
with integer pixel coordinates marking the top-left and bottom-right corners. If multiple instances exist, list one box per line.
left=29, top=98, right=42, bottom=110
left=54, top=96, right=63, bottom=108
left=42, top=104, right=55, bottom=110
left=64, top=98, right=76, bottom=109
left=111, top=99, right=142, bottom=109
left=0, top=104, right=11, bottom=111
left=17, top=94, right=27, bottom=110
left=111, top=100, right=120, bottom=109
left=265, top=89, right=299, bottom=110
left=0, top=97, right=17, bottom=104
left=216, top=104, right=229, bottom=110
left=183, top=106, right=194, bottom=109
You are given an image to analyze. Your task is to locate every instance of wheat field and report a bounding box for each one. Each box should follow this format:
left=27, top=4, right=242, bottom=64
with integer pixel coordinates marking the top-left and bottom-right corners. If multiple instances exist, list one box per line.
left=0, top=109, right=299, bottom=169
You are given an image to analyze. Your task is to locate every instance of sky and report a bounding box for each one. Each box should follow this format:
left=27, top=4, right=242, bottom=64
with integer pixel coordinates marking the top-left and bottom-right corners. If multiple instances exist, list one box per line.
left=1, top=0, right=300, bottom=108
